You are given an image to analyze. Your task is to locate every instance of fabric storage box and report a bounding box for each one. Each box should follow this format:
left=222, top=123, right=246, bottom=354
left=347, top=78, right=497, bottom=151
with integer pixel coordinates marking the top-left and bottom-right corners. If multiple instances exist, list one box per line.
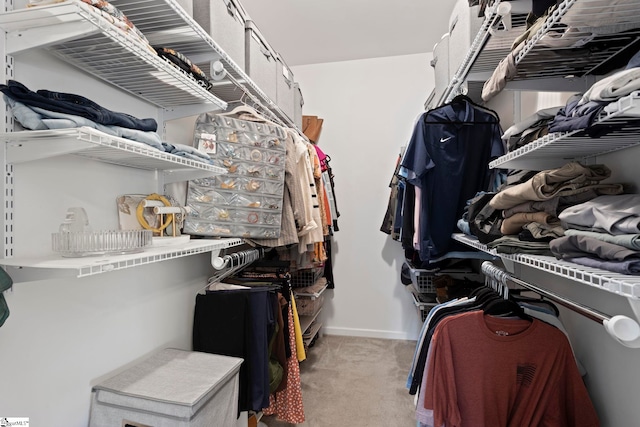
left=183, top=112, right=286, bottom=238
left=431, top=32, right=450, bottom=105
left=245, top=20, right=278, bottom=101
left=276, top=53, right=295, bottom=121
left=448, top=0, right=484, bottom=80
left=89, top=348, right=243, bottom=427
left=293, top=82, right=304, bottom=130
left=194, top=0, right=247, bottom=70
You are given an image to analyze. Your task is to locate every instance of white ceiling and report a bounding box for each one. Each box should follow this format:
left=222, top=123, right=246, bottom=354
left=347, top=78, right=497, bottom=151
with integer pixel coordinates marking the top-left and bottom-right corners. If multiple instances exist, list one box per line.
left=238, top=0, right=457, bottom=66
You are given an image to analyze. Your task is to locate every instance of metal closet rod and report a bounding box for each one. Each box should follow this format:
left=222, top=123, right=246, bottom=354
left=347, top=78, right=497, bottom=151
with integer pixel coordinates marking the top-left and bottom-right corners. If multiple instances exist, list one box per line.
left=481, top=261, right=640, bottom=348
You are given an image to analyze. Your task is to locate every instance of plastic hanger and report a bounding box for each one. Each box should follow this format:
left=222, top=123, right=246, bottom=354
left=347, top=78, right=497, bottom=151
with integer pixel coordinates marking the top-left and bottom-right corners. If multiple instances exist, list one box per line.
left=219, top=103, right=262, bottom=118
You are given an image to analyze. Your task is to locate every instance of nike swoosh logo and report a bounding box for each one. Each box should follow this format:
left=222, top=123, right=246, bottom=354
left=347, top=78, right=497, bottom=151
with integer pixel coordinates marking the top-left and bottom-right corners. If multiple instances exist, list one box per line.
left=440, top=136, right=453, bottom=142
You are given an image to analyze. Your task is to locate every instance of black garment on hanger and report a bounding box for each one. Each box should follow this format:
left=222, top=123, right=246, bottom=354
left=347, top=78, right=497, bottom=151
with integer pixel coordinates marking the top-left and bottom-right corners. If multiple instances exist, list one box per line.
left=401, top=96, right=504, bottom=263
left=193, top=287, right=275, bottom=413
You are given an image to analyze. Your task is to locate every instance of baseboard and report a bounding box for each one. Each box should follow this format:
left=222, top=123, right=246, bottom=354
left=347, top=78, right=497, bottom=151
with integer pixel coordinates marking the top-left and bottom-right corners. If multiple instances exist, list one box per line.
left=322, top=326, right=416, bottom=341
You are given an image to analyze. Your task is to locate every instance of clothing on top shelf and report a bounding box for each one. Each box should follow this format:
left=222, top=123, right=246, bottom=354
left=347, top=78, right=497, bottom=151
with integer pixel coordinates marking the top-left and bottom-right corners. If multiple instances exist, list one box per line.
left=1, top=79, right=158, bottom=131
left=2, top=83, right=220, bottom=165
left=154, top=46, right=212, bottom=90
left=5, top=96, right=167, bottom=151
left=399, top=95, right=504, bottom=264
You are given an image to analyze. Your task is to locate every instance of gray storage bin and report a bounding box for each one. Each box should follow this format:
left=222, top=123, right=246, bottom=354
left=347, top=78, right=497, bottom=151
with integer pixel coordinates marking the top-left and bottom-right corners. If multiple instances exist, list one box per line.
left=194, top=0, right=246, bottom=70
left=175, top=0, right=193, bottom=16
left=294, top=82, right=304, bottom=130
left=276, top=53, right=295, bottom=121
left=245, top=20, right=278, bottom=102
left=431, top=33, right=450, bottom=105
left=89, top=348, right=243, bottom=427
left=448, top=0, right=484, bottom=79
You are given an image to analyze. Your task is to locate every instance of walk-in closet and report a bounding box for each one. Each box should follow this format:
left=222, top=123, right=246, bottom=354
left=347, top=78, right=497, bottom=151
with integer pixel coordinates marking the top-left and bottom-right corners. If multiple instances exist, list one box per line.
left=1, top=0, right=640, bottom=426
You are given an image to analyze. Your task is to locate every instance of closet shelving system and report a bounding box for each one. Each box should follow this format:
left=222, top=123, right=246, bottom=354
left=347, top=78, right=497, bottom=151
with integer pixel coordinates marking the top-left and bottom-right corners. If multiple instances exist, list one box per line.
left=431, top=0, right=631, bottom=107
left=0, top=0, right=305, bottom=282
left=448, top=0, right=640, bottom=335
left=0, top=126, right=244, bottom=282
left=0, top=0, right=297, bottom=127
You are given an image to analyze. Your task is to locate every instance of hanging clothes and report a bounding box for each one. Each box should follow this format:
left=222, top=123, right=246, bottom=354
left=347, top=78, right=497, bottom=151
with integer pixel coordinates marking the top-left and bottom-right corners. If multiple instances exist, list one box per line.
left=193, top=287, right=288, bottom=413
left=263, top=302, right=306, bottom=424
left=400, top=95, right=504, bottom=264
left=422, top=311, right=599, bottom=427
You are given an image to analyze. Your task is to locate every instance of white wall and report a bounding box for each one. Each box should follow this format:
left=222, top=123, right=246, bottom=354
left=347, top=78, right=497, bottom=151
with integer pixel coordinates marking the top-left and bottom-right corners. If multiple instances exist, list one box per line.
left=292, top=53, right=433, bottom=341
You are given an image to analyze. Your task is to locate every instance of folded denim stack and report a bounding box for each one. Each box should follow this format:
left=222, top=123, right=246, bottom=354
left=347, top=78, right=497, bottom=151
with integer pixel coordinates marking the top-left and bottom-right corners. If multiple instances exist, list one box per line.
left=1, top=80, right=215, bottom=165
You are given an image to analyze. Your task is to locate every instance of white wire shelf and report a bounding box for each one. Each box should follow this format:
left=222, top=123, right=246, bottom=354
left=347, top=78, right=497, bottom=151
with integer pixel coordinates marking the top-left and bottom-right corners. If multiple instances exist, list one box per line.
left=0, top=237, right=243, bottom=281
left=108, top=0, right=297, bottom=129
left=452, top=233, right=640, bottom=301
left=0, top=1, right=227, bottom=109
left=299, top=308, right=323, bottom=334
left=514, top=0, right=640, bottom=81
left=490, top=91, right=640, bottom=170
left=302, top=321, right=322, bottom=348
left=0, top=127, right=226, bottom=182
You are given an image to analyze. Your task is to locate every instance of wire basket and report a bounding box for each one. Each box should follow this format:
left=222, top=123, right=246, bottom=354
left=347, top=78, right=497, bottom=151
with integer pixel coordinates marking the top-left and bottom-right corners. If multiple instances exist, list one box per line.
left=411, top=290, right=438, bottom=322
left=52, top=230, right=153, bottom=257
left=290, top=266, right=324, bottom=288
left=295, top=295, right=324, bottom=317
left=409, top=267, right=439, bottom=294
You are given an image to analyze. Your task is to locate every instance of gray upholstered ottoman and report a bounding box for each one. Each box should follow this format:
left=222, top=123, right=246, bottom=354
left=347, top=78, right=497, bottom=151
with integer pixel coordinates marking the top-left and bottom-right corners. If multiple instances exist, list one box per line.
left=89, top=348, right=243, bottom=427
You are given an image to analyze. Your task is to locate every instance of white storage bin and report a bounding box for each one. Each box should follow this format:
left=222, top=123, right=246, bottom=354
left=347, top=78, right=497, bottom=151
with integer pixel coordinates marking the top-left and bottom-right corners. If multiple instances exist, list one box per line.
left=194, top=0, right=247, bottom=70
left=448, top=0, right=484, bottom=79
left=276, top=53, right=295, bottom=121
left=89, top=348, right=243, bottom=427
left=294, top=82, right=304, bottom=130
left=245, top=20, right=278, bottom=102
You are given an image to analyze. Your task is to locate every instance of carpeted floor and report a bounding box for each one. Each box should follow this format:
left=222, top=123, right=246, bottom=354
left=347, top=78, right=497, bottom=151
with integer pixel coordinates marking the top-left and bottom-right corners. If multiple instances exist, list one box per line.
left=262, top=334, right=418, bottom=427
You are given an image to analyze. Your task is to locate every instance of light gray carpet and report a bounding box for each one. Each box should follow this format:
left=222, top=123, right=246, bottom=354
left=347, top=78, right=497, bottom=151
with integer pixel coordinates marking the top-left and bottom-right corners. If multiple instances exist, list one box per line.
left=262, top=334, right=418, bottom=427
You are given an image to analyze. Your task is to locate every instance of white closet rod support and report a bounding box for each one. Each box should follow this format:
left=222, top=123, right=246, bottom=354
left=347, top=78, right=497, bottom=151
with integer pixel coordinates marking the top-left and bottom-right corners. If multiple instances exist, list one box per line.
left=481, top=262, right=640, bottom=348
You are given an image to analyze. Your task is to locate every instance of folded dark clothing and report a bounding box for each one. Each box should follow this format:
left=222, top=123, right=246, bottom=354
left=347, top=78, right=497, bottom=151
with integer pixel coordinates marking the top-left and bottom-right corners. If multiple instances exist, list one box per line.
left=154, top=47, right=212, bottom=90
left=0, top=80, right=157, bottom=132
left=486, top=235, right=552, bottom=256
left=549, top=97, right=607, bottom=133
